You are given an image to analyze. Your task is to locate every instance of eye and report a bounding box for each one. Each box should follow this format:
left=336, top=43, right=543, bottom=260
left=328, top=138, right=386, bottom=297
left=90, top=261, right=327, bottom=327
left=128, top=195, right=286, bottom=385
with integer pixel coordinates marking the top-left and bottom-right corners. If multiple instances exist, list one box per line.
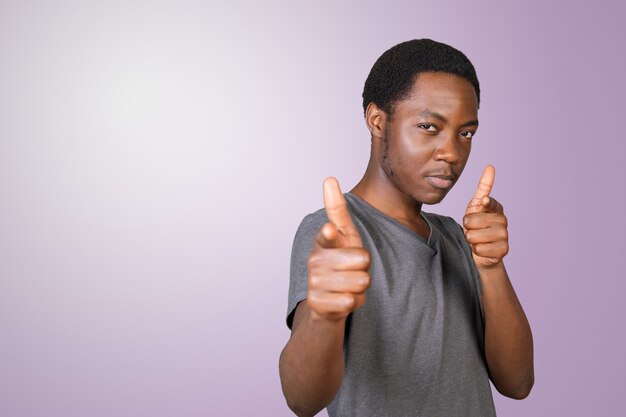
left=419, top=124, right=438, bottom=132
left=460, top=130, right=475, bottom=139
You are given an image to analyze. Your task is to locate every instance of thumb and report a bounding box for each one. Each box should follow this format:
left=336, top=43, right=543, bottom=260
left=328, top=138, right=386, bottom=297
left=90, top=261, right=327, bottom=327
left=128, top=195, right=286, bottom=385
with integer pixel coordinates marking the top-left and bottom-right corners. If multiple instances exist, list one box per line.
left=323, top=177, right=362, bottom=247
left=314, top=223, right=341, bottom=249
left=465, top=165, right=495, bottom=215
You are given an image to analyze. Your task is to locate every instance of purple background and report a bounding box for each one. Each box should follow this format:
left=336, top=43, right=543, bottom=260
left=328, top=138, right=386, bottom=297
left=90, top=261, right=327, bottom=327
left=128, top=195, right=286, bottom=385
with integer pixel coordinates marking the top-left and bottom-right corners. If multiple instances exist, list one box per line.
left=1, top=1, right=625, bottom=416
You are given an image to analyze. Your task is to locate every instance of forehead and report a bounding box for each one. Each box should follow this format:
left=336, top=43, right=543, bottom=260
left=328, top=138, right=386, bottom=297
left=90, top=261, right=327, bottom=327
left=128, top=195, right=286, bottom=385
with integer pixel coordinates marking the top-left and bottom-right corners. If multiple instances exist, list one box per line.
left=394, top=72, right=478, bottom=120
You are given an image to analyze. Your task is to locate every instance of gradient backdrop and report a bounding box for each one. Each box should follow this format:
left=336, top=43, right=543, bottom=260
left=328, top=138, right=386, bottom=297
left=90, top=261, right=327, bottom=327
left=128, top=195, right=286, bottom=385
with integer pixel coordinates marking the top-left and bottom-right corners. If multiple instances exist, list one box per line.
left=1, top=1, right=625, bottom=416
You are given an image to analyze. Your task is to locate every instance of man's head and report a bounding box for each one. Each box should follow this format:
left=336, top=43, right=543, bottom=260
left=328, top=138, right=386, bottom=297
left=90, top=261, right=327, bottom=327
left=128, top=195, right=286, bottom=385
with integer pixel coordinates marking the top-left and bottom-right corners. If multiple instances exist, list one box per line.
left=362, top=39, right=480, bottom=119
left=361, top=40, right=481, bottom=205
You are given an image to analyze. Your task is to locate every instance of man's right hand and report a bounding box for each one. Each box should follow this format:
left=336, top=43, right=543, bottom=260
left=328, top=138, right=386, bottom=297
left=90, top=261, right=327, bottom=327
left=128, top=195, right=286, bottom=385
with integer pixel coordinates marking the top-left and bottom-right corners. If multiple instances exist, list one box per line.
left=307, top=177, right=371, bottom=322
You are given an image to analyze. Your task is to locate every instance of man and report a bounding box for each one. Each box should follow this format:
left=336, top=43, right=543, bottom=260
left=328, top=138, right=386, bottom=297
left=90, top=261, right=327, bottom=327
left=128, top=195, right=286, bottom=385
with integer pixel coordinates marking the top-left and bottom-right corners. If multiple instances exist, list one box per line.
left=279, top=39, right=534, bottom=417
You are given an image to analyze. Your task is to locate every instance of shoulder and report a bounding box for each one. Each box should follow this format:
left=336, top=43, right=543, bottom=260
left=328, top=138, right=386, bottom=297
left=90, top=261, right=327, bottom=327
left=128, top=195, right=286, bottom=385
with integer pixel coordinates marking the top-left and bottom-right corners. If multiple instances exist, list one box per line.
left=294, top=193, right=364, bottom=238
left=290, top=208, right=328, bottom=255
left=295, top=208, right=328, bottom=237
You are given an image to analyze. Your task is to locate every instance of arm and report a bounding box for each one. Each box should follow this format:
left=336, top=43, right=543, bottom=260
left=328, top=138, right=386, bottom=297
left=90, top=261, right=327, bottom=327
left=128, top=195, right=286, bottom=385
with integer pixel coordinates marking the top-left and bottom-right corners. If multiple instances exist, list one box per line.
left=279, top=302, right=347, bottom=417
left=477, top=262, right=534, bottom=399
left=279, top=178, right=371, bottom=416
left=463, top=165, right=534, bottom=399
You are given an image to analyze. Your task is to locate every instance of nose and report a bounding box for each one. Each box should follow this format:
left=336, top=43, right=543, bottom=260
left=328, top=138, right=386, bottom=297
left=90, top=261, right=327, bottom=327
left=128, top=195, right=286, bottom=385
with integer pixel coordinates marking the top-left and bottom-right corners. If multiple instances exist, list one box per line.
left=433, top=133, right=461, bottom=164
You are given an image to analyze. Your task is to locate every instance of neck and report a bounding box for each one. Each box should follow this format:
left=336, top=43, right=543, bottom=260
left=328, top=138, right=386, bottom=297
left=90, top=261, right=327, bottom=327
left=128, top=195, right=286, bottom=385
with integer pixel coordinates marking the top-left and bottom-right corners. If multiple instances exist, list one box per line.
left=349, top=147, right=424, bottom=226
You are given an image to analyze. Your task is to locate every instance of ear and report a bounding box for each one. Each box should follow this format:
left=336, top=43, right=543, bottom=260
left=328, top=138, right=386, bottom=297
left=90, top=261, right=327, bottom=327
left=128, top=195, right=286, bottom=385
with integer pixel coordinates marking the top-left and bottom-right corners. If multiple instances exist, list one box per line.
left=365, top=102, right=387, bottom=140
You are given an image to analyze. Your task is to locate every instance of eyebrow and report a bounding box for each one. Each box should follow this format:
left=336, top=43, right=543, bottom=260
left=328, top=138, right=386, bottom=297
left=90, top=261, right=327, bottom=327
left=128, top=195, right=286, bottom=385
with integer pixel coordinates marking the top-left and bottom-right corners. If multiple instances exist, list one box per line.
left=419, top=110, right=479, bottom=128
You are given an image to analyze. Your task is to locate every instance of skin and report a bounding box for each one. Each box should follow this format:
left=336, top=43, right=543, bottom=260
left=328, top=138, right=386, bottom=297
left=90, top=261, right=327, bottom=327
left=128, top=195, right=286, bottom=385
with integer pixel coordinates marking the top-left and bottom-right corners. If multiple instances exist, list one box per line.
left=279, top=72, right=534, bottom=417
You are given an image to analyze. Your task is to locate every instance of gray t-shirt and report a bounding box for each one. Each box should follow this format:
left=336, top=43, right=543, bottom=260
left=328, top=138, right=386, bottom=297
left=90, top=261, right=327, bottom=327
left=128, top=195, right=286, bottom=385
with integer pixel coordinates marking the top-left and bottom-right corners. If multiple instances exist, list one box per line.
left=287, top=193, right=496, bottom=417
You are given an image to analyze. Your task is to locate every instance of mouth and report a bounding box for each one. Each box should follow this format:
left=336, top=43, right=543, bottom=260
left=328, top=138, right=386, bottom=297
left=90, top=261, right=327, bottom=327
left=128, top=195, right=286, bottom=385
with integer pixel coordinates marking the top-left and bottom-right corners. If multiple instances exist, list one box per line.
left=425, top=173, right=456, bottom=190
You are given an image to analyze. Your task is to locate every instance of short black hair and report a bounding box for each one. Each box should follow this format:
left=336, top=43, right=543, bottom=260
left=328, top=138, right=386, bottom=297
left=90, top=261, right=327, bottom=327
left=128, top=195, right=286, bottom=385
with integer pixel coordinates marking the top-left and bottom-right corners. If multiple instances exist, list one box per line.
left=362, top=39, right=480, bottom=117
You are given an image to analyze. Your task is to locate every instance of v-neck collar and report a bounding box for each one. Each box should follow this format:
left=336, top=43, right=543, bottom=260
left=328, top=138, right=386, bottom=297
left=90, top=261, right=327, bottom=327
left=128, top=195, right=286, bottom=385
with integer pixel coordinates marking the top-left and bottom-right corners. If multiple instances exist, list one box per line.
left=345, top=192, right=439, bottom=252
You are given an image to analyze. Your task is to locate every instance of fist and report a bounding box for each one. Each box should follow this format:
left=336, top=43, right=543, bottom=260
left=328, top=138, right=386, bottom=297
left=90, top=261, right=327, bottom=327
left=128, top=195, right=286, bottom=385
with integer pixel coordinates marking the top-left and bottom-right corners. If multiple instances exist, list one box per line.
left=463, top=165, right=510, bottom=269
left=307, top=178, right=371, bottom=321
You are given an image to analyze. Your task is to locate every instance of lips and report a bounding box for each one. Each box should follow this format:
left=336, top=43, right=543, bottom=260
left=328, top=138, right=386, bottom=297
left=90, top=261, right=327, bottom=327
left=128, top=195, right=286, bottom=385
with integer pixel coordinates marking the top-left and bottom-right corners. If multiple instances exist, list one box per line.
left=425, top=173, right=456, bottom=190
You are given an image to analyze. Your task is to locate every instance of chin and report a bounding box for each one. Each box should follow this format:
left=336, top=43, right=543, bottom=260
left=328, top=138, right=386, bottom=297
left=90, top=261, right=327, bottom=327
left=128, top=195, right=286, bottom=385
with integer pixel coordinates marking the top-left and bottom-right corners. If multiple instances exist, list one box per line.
left=419, top=191, right=450, bottom=206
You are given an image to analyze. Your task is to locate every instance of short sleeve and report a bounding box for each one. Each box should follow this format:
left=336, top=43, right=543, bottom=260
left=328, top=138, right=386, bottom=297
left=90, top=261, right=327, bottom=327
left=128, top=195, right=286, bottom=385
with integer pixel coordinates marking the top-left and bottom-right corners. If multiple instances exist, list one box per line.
left=286, top=210, right=328, bottom=329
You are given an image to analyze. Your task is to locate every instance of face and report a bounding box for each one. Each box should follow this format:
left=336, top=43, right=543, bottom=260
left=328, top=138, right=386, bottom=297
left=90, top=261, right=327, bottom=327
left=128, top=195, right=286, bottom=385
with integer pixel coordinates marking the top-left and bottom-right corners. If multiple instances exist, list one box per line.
left=377, top=72, right=479, bottom=205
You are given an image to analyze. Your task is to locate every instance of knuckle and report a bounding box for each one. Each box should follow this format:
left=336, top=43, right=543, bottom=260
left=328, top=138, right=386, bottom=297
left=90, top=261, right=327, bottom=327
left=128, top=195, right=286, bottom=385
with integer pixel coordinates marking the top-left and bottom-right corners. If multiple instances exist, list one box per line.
left=308, top=273, right=322, bottom=288
left=354, top=273, right=370, bottom=291
left=307, top=251, right=324, bottom=269
left=358, top=248, right=371, bottom=267
left=361, top=273, right=371, bottom=288
left=307, top=290, right=321, bottom=305
left=354, top=294, right=366, bottom=309
left=342, top=295, right=356, bottom=310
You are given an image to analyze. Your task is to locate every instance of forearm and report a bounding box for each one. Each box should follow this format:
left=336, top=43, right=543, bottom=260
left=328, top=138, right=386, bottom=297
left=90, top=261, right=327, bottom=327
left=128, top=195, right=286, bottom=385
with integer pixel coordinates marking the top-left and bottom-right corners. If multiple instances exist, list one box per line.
left=279, top=301, right=346, bottom=417
left=479, top=262, right=534, bottom=399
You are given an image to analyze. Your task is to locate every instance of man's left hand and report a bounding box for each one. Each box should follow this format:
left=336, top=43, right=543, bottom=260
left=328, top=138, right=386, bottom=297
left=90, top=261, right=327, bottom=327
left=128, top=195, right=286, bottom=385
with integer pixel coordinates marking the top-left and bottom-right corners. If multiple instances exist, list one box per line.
left=463, top=165, right=509, bottom=269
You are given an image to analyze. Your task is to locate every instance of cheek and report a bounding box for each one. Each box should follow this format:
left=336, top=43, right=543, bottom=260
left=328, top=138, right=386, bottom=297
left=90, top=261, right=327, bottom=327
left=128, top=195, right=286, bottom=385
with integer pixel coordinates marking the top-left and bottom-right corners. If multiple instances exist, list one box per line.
left=388, top=140, right=432, bottom=183
left=382, top=138, right=410, bottom=180
left=383, top=126, right=432, bottom=174
left=395, top=132, right=432, bottom=165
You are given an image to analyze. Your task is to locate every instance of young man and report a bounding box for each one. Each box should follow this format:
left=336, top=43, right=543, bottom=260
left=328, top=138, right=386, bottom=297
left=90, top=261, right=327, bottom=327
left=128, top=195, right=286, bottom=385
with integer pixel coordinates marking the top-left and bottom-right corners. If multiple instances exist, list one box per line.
left=279, top=39, right=534, bottom=417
